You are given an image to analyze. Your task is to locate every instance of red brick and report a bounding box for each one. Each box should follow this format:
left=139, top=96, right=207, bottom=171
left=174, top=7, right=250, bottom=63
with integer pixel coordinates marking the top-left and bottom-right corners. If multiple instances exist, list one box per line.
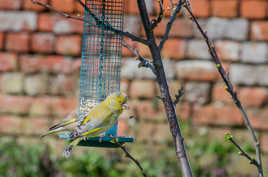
left=49, top=75, right=77, bottom=96
left=118, top=119, right=131, bottom=136
left=0, top=0, right=21, bottom=10
left=193, top=105, right=243, bottom=126
left=137, top=42, right=151, bottom=57
left=211, top=0, right=238, bottom=18
left=29, top=97, right=52, bottom=116
left=136, top=100, right=166, bottom=121
left=247, top=109, right=268, bottom=130
left=176, top=103, right=190, bottom=120
left=241, top=0, right=268, bottom=19
left=0, top=32, right=3, bottom=50
left=122, top=38, right=136, bottom=57
left=162, top=39, right=185, bottom=59
left=0, top=53, right=17, bottom=71
left=6, top=33, right=30, bottom=52
left=51, top=97, right=78, bottom=117
left=251, top=21, right=268, bottom=41
left=23, top=0, right=48, bottom=11
left=20, top=55, right=72, bottom=74
left=261, top=133, right=268, bottom=152
left=75, top=0, right=85, bottom=14
left=120, top=79, right=129, bottom=94
left=38, top=13, right=54, bottom=32
left=0, top=94, right=32, bottom=115
left=215, top=40, right=240, bottom=61
left=71, top=58, right=81, bottom=72
left=126, top=0, right=139, bottom=14
left=22, top=117, right=50, bottom=135
left=190, top=0, right=210, bottom=18
left=130, top=80, right=156, bottom=99
left=176, top=61, right=219, bottom=81
left=31, top=33, right=55, bottom=53
left=51, top=0, right=75, bottom=13
left=212, top=83, right=234, bottom=104
left=136, top=122, right=154, bottom=142
left=152, top=123, right=171, bottom=143
left=56, top=35, right=81, bottom=56
left=0, top=116, right=22, bottom=134
left=153, top=18, right=194, bottom=37
left=38, top=13, right=83, bottom=33
left=238, top=87, right=267, bottom=107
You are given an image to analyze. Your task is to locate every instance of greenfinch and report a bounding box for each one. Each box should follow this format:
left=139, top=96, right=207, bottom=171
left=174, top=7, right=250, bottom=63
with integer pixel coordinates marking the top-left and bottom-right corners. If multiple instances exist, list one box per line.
left=61, top=92, right=128, bottom=157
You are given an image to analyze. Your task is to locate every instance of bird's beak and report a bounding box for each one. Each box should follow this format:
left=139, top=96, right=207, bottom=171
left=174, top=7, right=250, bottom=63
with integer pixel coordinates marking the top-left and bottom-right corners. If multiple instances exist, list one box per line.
left=122, top=103, right=130, bottom=110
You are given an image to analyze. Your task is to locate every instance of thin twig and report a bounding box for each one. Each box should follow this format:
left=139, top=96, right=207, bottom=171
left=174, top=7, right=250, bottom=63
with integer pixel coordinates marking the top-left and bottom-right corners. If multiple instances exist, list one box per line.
left=122, top=40, right=156, bottom=75
left=173, top=86, right=184, bottom=106
left=226, top=135, right=259, bottom=167
left=184, top=3, right=263, bottom=177
left=112, top=138, right=148, bottom=177
left=151, top=0, right=163, bottom=30
left=159, top=0, right=184, bottom=50
left=75, top=0, right=149, bottom=45
left=32, top=0, right=84, bottom=21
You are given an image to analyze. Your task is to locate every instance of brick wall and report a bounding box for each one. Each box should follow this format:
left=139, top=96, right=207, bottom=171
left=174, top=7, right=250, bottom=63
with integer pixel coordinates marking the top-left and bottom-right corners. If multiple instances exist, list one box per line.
left=0, top=0, right=268, bottom=153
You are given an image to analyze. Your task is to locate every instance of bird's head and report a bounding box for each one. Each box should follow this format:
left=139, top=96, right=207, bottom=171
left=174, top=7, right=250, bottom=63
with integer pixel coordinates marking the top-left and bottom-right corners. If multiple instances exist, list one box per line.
left=105, top=92, right=129, bottom=111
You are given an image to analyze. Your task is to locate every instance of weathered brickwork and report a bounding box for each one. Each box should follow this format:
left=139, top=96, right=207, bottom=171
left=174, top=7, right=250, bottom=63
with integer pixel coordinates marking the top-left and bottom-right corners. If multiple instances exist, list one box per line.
left=0, top=0, right=268, bottom=153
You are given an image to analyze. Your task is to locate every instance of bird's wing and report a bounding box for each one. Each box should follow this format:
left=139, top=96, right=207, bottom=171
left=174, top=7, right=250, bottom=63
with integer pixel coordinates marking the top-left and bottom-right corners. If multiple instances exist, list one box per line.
left=78, top=108, right=115, bottom=135
left=49, top=110, right=78, bottom=131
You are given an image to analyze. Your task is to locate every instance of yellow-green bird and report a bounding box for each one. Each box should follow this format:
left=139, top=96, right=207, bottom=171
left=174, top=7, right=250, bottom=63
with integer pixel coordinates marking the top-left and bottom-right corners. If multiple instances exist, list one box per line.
left=62, top=92, right=129, bottom=157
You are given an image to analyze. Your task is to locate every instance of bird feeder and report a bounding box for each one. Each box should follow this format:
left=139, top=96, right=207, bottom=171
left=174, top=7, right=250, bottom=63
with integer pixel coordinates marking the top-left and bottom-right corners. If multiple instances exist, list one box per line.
left=60, top=0, right=133, bottom=147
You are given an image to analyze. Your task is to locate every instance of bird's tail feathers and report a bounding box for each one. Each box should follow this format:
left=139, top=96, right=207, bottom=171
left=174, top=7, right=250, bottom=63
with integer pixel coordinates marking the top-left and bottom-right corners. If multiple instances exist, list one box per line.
left=40, top=127, right=65, bottom=139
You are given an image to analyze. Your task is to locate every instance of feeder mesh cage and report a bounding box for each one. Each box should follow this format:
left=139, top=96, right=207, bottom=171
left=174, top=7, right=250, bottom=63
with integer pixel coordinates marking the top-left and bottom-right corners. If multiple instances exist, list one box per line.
left=79, top=0, right=124, bottom=124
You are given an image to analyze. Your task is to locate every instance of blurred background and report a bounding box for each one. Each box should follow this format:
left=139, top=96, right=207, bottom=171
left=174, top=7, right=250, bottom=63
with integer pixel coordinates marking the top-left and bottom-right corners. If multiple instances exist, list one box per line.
left=0, top=0, right=268, bottom=176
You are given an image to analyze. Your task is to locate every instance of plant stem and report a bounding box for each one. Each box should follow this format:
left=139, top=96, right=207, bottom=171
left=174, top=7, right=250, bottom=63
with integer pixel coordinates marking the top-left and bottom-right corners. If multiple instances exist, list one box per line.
left=137, top=1, right=193, bottom=177
left=184, top=4, right=263, bottom=177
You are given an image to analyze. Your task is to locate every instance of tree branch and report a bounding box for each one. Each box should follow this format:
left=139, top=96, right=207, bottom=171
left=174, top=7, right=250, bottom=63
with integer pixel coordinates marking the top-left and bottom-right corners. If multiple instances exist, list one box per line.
left=225, top=134, right=259, bottom=167
left=32, top=0, right=84, bottom=21
left=151, top=0, right=163, bottom=30
left=184, top=3, right=263, bottom=177
left=173, top=86, right=184, bottom=106
left=159, top=0, right=184, bottom=50
left=122, top=40, right=156, bottom=75
left=137, top=0, right=193, bottom=177
left=113, top=138, right=148, bottom=177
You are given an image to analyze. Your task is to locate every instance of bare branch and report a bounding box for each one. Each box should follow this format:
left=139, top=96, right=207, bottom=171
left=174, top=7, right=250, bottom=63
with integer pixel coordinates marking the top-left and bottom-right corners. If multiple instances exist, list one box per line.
left=184, top=3, right=263, bottom=177
left=122, top=40, right=156, bottom=75
left=32, top=0, right=84, bottom=21
left=137, top=0, right=193, bottom=176
left=225, top=134, right=259, bottom=167
left=112, top=138, right=148, bottom=177
left=173, top=86, right=184, bottom=106
left=151, top=0, right=163, bottom=30
left=159, top=0, right=184, bottom=50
